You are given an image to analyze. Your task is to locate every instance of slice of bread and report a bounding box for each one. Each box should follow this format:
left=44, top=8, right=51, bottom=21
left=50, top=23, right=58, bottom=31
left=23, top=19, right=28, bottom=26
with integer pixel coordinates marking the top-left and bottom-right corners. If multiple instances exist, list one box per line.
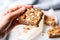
left=48, top=26, right=60, bottom=38
left=44, top=15, right=56, bottom=26
left=18, top=8, right=43, bottom=27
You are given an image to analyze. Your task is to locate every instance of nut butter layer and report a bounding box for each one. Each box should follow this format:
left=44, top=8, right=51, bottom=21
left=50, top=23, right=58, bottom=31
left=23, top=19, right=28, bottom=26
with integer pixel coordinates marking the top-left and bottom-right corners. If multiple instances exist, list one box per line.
left=48, top=26, right=60, bottom=38
left=18, top=8, right=43, bottom=26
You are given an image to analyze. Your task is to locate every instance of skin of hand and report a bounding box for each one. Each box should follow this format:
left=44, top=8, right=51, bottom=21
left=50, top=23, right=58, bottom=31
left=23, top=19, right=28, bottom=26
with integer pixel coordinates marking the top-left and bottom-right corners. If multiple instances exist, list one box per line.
left=0, top=5, right=32, bottom=38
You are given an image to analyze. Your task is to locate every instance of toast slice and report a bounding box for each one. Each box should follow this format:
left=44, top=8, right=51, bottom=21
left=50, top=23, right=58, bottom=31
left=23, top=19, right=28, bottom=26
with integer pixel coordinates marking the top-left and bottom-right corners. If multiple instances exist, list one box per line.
left=48, top=26, right=60, bottom=38
left=18, top=8, right=43, bottom=27
left=44, top=15, right=56, bottom=26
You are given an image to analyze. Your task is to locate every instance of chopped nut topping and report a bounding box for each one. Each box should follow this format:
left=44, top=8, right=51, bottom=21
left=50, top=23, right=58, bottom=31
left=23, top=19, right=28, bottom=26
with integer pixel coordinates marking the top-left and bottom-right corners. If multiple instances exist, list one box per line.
left=44, top=15, right=56, bottom=26
left=48, top=26, right=60, bottom=38
left=23, top=25, right=34, bottom=33
left=35, top=8, right=38, bottom=11
left=18, top=8, right=43, bottom=26
left=30, top=13, right=33, bottom=15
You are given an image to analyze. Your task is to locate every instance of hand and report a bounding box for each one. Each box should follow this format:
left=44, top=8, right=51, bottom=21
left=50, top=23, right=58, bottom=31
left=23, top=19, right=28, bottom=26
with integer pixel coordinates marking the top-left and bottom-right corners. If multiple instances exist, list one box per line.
left=0, top=5, right=32, bottom=38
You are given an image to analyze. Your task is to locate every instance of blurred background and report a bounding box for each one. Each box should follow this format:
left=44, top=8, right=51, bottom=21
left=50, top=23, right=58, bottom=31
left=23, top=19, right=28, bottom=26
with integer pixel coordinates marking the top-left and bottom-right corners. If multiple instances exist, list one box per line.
left=0, top=0, right=60, bottom=11
left=0, top=0, right=60, bottom=40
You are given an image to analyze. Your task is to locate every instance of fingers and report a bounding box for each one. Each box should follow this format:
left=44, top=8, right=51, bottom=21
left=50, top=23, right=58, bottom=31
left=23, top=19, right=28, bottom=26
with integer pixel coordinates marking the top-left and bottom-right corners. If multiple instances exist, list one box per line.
left=9, top=5, right=33, bottom=12
left=19, top=5, right=33, bottom=8
left=2, top=5, right=33, bottom=16
left=2, top=5, right=33, bottom=20
left=6, top=7, right=26, bottom=20
left=2, top=6, right=20, bottom=16
left=10, top=5, right=33, bottom=9
left=10, top=7, right=26, bottom=17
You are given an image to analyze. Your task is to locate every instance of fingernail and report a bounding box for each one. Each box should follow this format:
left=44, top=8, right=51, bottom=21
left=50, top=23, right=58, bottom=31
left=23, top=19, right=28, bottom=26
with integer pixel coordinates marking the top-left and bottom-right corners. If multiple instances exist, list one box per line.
left=20, top=7, right=26, bottom=11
